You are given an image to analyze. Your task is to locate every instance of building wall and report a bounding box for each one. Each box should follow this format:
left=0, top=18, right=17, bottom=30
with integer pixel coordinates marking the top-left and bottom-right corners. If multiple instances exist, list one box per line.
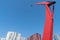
left=27, top=33, right=41, bottom=40
left=0, top=38, right=6, bottom=40
left=5, top=32, right=26, bottom=40
left=54, top=34, right=60, bottom=40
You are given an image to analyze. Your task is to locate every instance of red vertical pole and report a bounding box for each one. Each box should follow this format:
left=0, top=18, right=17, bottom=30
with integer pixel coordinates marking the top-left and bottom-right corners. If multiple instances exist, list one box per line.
left=34, top=1, right=56, bottom=40
left=42, top=4, right=54, bottom=40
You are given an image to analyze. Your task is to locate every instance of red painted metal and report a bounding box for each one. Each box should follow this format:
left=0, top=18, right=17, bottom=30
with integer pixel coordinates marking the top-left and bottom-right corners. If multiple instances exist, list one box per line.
left=42, top=4, right=54, bottom=40
left=35, top=1, right=56, bottom=40
left=35, top=1, right=56, bottom=5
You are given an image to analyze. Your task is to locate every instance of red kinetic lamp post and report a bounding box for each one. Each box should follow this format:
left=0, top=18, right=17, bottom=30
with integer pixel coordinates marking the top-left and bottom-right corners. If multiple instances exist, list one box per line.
left=35, top=1, right=56, bottom=40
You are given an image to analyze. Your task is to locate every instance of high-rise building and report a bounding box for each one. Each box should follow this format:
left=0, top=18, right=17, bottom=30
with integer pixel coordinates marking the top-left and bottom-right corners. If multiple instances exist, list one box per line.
left=54, top=34, right=60, bottom=40
left=0, top=38, right=6, bottom=40
left=6, top=32, right=21, bottom=40
left=20, top=37, right=26, bottom=40
left=0, top=32, right=27, bottom=40
left=6, top=32, right=27, bottom=40
left=27, top=33, right=41, bottom=40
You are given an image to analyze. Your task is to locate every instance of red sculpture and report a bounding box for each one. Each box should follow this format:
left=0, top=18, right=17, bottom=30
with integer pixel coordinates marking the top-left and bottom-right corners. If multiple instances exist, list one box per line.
left=35, top=1, right=56, bottom=40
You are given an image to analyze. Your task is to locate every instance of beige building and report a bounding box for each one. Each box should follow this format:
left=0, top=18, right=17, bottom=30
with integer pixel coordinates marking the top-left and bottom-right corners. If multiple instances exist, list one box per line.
left=27, top=33, right=41, bottom=40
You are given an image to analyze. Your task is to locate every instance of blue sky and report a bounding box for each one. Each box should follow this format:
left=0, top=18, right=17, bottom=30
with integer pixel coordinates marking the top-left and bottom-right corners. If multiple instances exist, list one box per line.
left=0, top=0, right=60, bottom=38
